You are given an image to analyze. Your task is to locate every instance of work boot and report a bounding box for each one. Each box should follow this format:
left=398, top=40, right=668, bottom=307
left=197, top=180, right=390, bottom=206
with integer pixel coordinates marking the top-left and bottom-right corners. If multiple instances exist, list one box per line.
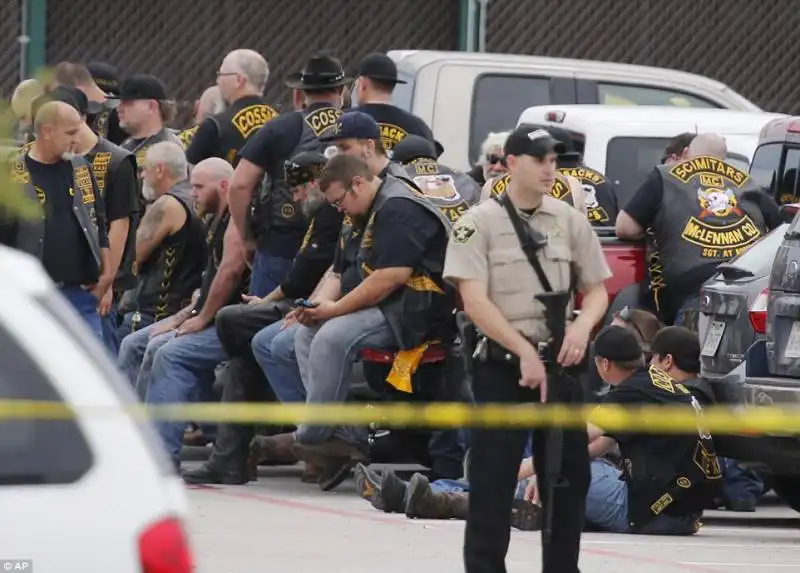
left=247, top=432, right=298, bottom=477
left=182, top=464, right=249, bottom=486
left=379, top=469, right=408, bottom=513
left=404, top=473, right=468, bottom=519
left=293, top=438, right=369, bottom=492
left=301, top=463, right=322, bottom=484
left=354, top=463, right=385, bottom=510
left=510, top=499, right=542, bottom=531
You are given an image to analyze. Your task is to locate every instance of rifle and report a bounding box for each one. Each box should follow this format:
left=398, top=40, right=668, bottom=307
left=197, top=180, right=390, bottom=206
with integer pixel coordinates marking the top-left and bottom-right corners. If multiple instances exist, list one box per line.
left=534, top=290, right=572, bottom=546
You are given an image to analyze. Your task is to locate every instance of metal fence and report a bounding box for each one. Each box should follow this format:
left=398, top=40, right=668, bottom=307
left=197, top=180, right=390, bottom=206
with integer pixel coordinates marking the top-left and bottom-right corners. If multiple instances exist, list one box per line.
left=45, top=0, right=459, bottom=126
left=487, top=0, right=800, bottom=114
left=0, top=0, right=21, bottom=99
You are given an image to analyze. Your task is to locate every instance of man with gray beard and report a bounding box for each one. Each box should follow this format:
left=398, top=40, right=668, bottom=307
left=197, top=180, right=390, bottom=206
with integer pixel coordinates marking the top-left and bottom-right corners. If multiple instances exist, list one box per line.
left=122, top=141, right=206, bottom=340
left=183, top=151, right=343, bottom=484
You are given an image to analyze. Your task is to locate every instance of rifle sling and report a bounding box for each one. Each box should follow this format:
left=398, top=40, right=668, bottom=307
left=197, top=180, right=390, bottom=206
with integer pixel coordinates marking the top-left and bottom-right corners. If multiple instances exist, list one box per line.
left=496, top=193, right=554, bottom=293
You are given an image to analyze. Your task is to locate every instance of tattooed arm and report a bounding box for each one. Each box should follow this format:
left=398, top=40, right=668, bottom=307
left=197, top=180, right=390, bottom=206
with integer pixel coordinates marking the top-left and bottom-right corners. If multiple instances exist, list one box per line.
left=135, top=194, right=187, bottom=265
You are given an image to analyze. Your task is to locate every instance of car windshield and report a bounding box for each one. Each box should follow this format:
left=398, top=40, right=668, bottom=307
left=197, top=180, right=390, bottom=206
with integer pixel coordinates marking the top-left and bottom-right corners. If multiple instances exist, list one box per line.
left=723, top=223, right=789, bottom=277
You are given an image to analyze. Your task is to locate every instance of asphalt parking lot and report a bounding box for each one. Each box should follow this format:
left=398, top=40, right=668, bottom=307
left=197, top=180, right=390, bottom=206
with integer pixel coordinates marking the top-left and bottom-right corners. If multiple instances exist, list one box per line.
left=185, top=462, right=800, bottom=573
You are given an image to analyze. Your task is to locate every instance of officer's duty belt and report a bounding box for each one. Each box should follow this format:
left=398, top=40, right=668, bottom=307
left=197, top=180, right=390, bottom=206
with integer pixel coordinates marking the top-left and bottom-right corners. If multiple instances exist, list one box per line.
left=484, top=339, right=549, bottom=366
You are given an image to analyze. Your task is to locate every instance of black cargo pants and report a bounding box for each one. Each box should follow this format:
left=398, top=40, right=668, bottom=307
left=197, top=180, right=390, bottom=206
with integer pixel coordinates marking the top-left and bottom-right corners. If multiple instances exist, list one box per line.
left=464, top=359, right=589, bottom=573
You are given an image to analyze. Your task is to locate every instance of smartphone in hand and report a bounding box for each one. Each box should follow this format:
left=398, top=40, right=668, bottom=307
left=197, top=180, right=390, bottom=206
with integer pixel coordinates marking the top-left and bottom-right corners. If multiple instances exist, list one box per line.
left=293, top=298, right=319, bottom=309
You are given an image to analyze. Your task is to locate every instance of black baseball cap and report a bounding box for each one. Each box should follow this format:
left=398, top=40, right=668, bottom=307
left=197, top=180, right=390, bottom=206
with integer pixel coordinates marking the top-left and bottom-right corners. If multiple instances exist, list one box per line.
left=392, top=134, right=437, bottom=164
left=504, top=126, right=567, bottom=158
left=31, top=85, right=89, bottom=120
left=285, top=151, right=328, bottom=188
left=355, top=53, right=406, bottom=84
left=86, top=61, right=121, bottom=97
left=321, top=111, right=380, bottom=142
left=118, top=74, right=168, bottom=101
left=593, top=326, right=644, bottom=362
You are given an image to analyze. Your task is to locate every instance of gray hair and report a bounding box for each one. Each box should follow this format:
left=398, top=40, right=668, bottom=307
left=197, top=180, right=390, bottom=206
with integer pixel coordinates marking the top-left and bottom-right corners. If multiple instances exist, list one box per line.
left=145, top=141, right=188, bottom=180
left=198, top=86, right=226, bottom=116
left=226, top=49, right=269, bottom=93
left=479, top=131, right=510, bottom=164
left=688, top=133, right=727, bottom=160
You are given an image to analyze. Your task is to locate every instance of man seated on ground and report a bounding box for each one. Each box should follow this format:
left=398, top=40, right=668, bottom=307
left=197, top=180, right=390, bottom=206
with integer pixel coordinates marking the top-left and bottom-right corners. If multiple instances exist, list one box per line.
left=585, top=325, right=723, bottom=534
left=182, top=151, right=343, bottom=485
left=649, top=327, right=764, bottom=513
left=117, top=157, right=249, bottom=469
left=119, top=141, right=206, bottom=348
left=268, top=153, right=451, bottom=491
left=352, top=454, right=540, bottom=531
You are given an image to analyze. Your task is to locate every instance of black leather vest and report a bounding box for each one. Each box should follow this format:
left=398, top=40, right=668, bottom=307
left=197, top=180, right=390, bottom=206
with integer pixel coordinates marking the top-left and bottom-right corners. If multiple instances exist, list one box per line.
left=253, top=105, right=342, bottom=240
left=195, top=208, right=250, bottom=313
left=405, top=157, right=479, bottom=223
left=211, top=96, right=278, bottom=165
left=623, top=367, right=723, bottom=531
left=10, top=152, right=103, bottom=272
left=85, top=137, right=139, bottom=291
left=134, top=184, right=206, bottom=321
left=355, top=176, right=452, bottom=349
left=653, top=157, right=765, bottom=288
left=558, top=164, right=619, bottom=226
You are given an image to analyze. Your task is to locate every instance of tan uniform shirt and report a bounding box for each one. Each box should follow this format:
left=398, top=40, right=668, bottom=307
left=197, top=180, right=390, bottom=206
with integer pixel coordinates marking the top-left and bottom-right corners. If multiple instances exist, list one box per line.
left=443, top=194, right=612, bottom=341
left=479, top=173, right=588, bottom=215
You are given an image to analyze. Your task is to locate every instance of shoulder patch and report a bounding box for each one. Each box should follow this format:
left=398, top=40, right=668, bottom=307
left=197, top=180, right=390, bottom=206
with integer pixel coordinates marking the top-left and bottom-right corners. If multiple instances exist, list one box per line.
left=451, top=215, right=477, bottom=244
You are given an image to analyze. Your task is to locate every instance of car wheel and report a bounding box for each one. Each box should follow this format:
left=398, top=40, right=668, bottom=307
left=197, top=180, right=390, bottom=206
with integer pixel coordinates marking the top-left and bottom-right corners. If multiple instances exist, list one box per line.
left=772, top=476, right=800, bottom=513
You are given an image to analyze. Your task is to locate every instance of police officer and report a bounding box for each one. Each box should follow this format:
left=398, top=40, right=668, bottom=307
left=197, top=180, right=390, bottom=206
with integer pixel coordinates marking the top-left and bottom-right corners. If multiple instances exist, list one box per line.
left=444, top=126, right=612, bottom=573
left=530, top=124, right=619, bottom=226
left=351, top=53, right=434, bottom=153
left=616, top=133, right=775, bottom=327
left=392, top=134, right=479, bottom=222
left=229, top=51, right=344, bottom=297
left=186, top=49, right=277, bottom=166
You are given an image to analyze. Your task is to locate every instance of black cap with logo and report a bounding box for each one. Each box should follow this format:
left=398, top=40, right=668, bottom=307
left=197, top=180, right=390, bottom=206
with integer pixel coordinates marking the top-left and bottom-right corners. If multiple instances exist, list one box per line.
left=392, top=134, right=437, bottom=164
left=355, top=53, right=406, bottom=84
left=286, top=52, right=351, bottom=91
left=118, top=74, right=168, bottom=101
left=504, top=126, right=567, bottom=159
left=285, top=151, right=328, bottom=188
left=86, top=61, right=121, bottom=97
left=320, top=111, right=381, bottom=142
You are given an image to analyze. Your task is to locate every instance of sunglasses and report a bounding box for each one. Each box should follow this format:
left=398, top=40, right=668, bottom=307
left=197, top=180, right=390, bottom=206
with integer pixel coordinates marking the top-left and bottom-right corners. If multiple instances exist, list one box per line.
left=486, top=154, right=507, bottom=167
left=614, top=306, right=646, bottom=342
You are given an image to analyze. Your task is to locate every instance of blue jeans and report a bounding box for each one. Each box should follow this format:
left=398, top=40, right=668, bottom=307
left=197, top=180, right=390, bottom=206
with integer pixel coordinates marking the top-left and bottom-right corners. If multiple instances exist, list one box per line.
left=585, top=459, right=698, bottom=534
left=250, top=251, right=293, bottom=298
left=294, top=306, right=395, bottom=446
left=143, top=325, right=228, bottom=462
left=117, top=311, right=154, bottom=344
left=60, top=285, right=102, bottom=339
left=722, top=457, right=764, bottom=504
left=100, top=302, right=120, bottom=355
left=118, top=318, right=178, bottom=400
left=252, top=321, right=305, bottom=403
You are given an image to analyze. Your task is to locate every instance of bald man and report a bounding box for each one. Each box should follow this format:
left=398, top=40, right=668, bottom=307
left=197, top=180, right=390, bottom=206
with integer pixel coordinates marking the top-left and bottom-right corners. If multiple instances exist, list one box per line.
left=2, top=100, right=112, bottom=338
left=616, top=132, right=772, bottom=326
left=178, top=86, right=226, bottom=151
left=118, top=156, right=249, bottom=470
left=185, top=49, right=277, bottom=166
left=116, top=141, right=206, bottom=343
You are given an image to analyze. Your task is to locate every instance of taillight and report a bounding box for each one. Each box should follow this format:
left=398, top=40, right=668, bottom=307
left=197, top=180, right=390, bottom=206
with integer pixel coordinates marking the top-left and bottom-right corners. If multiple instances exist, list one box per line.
left=139, top=517, right=194, bottom=573
left=749, top=288, right=769, bottom=334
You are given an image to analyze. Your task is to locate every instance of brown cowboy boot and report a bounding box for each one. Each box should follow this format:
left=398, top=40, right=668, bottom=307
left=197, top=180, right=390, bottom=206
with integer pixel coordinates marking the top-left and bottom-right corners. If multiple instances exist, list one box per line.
left=247, top=432, right=298, bottom=477
left=404, top=473, right=469, bottom=520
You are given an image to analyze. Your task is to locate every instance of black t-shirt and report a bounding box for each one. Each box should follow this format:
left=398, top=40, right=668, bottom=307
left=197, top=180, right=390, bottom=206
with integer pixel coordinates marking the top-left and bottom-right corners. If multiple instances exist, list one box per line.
left=621, top=168, right=663, bottom=230
left=280, top=204, right=343, bottom=299
left=25, top=156, right=98, bottom=285
left=354, top=103, right=435, bottom=152
left=87, top=143, right=138, bottom=225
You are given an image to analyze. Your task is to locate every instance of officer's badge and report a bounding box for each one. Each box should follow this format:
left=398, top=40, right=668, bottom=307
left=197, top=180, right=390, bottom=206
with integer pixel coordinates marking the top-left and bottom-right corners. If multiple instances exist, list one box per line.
left=452, top=218, right=476, bottom=244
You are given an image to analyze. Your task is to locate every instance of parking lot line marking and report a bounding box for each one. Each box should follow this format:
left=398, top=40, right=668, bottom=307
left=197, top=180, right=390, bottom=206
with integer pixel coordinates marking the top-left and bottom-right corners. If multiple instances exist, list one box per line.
left=680, top=563, right=800, bottom=568
left=584, top=541, right=800, bottom=549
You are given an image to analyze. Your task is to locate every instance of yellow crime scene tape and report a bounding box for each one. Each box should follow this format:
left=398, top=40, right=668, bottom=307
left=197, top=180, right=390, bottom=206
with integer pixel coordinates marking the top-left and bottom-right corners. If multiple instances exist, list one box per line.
left=1, top=400, right=800, bottom=435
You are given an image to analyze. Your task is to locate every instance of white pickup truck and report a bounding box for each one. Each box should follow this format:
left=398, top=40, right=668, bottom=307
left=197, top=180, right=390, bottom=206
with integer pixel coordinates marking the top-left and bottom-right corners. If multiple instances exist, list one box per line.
left=516, top=105, right=787, bottom=207
left=383, top=50, right=762, bottom=171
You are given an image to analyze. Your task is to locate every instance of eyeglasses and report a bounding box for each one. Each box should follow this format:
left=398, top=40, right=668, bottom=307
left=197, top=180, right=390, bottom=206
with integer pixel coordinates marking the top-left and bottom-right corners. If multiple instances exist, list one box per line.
left=216, top=71, right=238, bottom=78
left=486, top=154, right=507, bottom=167
left=614, top=306, right=646, bottom=342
